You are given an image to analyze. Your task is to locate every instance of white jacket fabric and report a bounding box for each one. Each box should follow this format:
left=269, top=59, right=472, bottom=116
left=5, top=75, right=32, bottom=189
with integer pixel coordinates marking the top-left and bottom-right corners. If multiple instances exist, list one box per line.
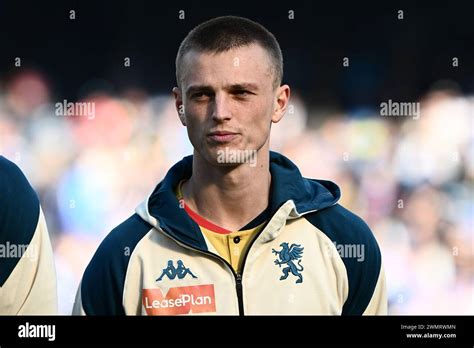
left=73, top=152, right=387, bottom=315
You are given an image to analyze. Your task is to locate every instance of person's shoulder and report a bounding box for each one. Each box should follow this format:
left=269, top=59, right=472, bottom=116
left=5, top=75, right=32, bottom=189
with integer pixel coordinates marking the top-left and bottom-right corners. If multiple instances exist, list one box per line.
left=0, top=155, right=21, bottom=176
left=80, top=214, right=153, bottom=315
left=0, top=156, right=40, bottom=238
left=304, top=203, right=376, bottom=246
left=0, top=156, right=38, bottom=202
left=304, top=204, right=383, bottom=315
left=95, top=214, right=153, bottom=255
left=0, top=156, right=41, bottom=286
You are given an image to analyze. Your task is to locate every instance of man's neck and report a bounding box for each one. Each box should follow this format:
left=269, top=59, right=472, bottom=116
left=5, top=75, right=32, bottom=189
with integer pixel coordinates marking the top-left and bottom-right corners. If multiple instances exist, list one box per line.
left=182, top=149, right=271, bottom=231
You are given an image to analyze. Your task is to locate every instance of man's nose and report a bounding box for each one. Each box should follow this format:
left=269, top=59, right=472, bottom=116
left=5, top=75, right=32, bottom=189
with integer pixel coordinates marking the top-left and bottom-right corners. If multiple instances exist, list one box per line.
left=211, top=94, right=231, bottom=121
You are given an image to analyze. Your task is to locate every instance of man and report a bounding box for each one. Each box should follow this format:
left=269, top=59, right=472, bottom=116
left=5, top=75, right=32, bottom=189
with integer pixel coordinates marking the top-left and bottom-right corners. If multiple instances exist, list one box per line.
left=73, top=16, right=387, bottom=315
left=0, top=156, right=57, bottom=314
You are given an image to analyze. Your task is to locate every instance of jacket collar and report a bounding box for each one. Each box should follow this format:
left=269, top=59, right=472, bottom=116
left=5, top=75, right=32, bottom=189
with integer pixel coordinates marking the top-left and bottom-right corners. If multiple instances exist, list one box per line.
left=136, top=151, right=340, bottom=251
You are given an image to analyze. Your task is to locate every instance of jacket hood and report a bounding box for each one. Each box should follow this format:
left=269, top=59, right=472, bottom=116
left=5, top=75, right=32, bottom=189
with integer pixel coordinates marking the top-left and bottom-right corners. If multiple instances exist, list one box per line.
left=136, top=151, right=340, bottom=250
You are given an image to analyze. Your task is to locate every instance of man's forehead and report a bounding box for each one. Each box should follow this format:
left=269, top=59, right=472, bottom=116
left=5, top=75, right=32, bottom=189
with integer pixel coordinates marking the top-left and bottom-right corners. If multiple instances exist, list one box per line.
left=180, top=44, right=274, bottom=85
left=186, top=42, right=267, bottom=56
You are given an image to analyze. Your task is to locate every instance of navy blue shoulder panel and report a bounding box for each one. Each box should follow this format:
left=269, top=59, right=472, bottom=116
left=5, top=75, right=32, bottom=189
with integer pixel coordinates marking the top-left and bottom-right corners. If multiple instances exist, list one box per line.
left=304, top=204, right=382, bottom=315
left=0, top=156, right=40, bottom=286
left=81, top=214, right=152, bottom=315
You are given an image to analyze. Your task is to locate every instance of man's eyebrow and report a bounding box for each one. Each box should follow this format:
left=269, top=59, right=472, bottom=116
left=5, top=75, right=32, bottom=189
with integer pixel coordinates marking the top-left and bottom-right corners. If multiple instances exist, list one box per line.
left=227, top=83, right=259, bottom=91
left=186, top=85, right=214, bottom=95
left=186, top=83, right=260, bottom=95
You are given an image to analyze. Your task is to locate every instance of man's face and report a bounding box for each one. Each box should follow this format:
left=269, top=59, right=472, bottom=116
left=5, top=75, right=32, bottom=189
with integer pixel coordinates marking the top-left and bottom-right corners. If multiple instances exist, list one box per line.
left=173, top=43, right=289, bottom=166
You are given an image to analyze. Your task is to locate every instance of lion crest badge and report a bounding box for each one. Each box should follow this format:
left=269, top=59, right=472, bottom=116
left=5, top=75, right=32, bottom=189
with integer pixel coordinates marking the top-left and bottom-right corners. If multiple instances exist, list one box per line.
left=272, top=242, right=304, bottom=284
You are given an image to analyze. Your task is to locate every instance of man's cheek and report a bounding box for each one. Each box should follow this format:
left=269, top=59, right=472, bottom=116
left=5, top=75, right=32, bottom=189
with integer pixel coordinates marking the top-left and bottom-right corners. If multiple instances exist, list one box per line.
left=185, top=117, right=201, bottom=135
left=186, top=125, right=201, bottom=148
left=253, top=123, right=271, bottom=148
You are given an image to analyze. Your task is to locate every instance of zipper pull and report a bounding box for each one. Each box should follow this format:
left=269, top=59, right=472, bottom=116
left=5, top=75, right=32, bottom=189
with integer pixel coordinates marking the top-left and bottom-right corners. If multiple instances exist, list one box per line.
left=235, top=273, right=244, bottom=315
left=236, top=273, right=243, bottom=292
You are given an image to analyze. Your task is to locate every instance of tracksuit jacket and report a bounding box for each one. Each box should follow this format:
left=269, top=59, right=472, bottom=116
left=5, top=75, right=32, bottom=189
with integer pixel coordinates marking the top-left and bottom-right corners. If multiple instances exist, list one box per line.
left=73, top=151, right=387, bottom=315
left=0, top=156, right=57, bottom=314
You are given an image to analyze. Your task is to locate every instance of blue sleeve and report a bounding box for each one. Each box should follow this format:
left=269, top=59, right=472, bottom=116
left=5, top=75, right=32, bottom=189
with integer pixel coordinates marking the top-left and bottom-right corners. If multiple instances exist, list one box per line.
left=0, top=156, right=40, bottom=287
left=305, top=204, right=382, bottom=315
left=79, top=214, right=152, bottom=315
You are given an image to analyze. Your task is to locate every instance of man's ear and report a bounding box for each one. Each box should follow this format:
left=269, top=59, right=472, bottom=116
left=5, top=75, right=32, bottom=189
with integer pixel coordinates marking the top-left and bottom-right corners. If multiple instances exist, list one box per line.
left=271, top=84, right=290, bottom=124
left=172, top=86, right=186, bottom=126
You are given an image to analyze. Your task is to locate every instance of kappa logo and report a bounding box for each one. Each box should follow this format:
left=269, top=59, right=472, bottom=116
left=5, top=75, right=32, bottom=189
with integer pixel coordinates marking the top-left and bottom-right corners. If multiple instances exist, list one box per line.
left=142, top=284, right=216, bottom=315
left=272, top=242, right=304, bottom=284
left=156, top=259, right=197, bottom=281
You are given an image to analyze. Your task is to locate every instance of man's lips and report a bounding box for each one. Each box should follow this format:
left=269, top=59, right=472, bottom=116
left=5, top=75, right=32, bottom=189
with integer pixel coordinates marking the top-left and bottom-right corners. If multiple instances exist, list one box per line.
left=207, top=131, right=239, bottom=143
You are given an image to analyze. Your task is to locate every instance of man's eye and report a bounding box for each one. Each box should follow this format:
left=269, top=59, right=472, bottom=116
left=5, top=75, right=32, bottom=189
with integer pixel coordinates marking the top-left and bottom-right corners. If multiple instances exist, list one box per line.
left=234, top=90, right=250, bottom=97
left=191, top=92, right=209, bottom=100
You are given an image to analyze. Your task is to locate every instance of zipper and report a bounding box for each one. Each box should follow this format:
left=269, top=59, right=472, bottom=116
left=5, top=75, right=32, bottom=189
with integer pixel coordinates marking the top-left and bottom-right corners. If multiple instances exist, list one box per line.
left=156, top=226, right=245, bottom=314
left=235, top=273, right=243, bottom=315
left=234, top=203, right=330, bottom=313
left=233, top=219, right=271, bottom=315
left=153, top=202, right=326, bottom=314
left=156, top=203, right=299, bottom=315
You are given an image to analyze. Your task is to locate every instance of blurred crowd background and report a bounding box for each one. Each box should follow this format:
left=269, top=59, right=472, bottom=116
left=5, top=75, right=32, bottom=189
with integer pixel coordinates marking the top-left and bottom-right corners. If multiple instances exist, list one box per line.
left=0, top=69, right=472, bottom=315
left=0, top=1, right=472, bottom=314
